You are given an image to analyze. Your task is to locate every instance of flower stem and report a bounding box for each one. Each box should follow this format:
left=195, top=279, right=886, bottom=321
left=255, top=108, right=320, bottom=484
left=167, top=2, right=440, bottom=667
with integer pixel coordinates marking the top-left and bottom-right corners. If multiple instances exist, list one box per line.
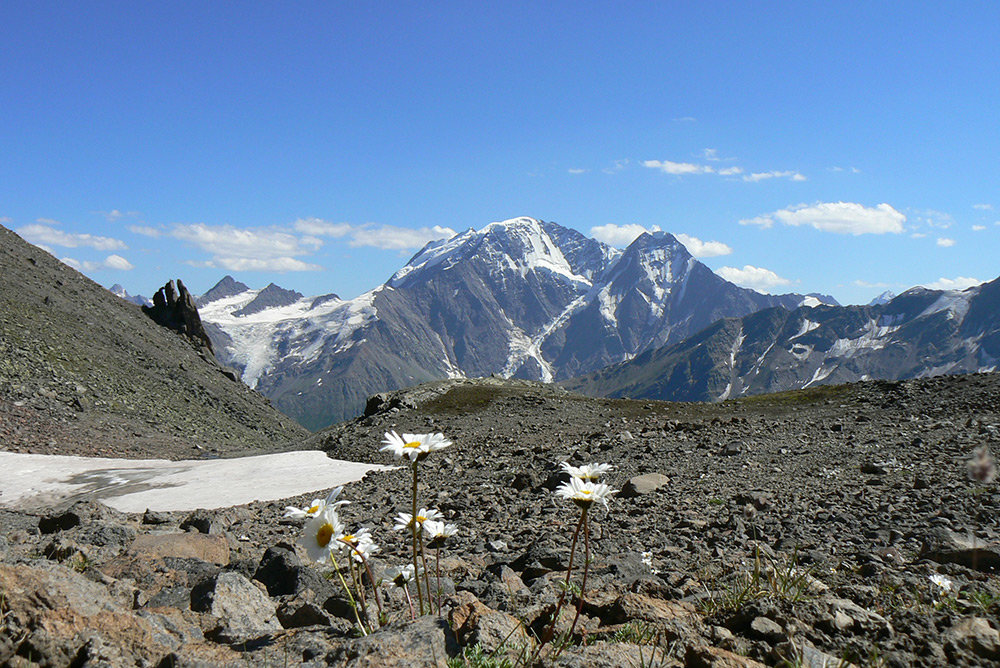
left=419, top=536, right=433, bottom=614
left=536, top=510, right=585, bottom=656
left=331, top=555, right=368, bottom=636
left=435, top=548, right=442, bottom=615
left=411, top=461, right=424, bottom=615
left=567, top=510, right=590, bottom=641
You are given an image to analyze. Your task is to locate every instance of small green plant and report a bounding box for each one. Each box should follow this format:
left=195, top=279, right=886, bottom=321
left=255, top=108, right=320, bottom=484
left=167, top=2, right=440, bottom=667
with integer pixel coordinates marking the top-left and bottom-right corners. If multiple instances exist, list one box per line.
left=963, top=590, right=1000, bottom=615
left=699, top=547, right=815, bottom=615
left=611, top=621, right=658, bottom=645
left=447, top=643, right=515, bottom=668
left=70, top=553, right=92, bottom=573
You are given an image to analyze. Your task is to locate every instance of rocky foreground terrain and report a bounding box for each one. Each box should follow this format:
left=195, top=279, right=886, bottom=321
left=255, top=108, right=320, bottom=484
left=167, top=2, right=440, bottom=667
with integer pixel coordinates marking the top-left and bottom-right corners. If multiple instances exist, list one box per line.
left=2, top=373, right=999, bottom=666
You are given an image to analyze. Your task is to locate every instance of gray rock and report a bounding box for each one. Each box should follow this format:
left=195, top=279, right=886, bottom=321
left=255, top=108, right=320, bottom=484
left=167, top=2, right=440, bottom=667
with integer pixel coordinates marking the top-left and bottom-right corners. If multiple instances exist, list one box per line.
left=620, top=473, right=670, bottom=498
left=945, top=617, right=1000, bottom=661
left=192, top=571, right=280, bottom=642
left=326, top=615, right=457, bottom=667
left=921, top=527, right=1000, bottom=571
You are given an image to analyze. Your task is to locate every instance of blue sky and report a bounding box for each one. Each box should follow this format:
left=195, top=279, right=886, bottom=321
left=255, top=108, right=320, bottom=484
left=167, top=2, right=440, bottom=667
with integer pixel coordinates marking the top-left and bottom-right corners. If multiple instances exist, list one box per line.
left=2, top=2, right=997, bottom=304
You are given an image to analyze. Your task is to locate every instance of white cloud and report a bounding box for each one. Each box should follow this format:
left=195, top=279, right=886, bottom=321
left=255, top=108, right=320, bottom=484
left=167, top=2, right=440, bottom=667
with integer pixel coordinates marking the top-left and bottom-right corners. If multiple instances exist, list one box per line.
left=207, top=257, right=323, bottom=272
left=0, top=216, right=11, bottom=224
left=18, top=222, right=128, bottom=250
left=921, top=276, right=983, bottom=291
left=590, top=223, right=661, bottom=247
left=568, top=168, right=587, bottom=175
left=128, top=224, right=163, bottom=237
left=910, top=232, right=928, bottom=238
left=170, top=223, right=320, bottom=259
left=644, top=159, right=803, bottom=181
left=936, top=237, right=955, bottom=247
left=348, top=224, right=457, bottom=251
left=742, top=170, right=806, bottom=182
left=295, top=218, right=456, bottom=251
left=702, top=148, right=720, bottom=161
left=913, top=209, right=954, bottom=229
left=972, top=225, right=987, bottom=232
left=741, top=202, right=905, bottom=235
left=293, top=218, right=353, bottom=238
left=60, top=254, right=134, bottom=272
left=642, top=159, right=713, bottom=175
left=674, top=233, right=732, bottom=258
left=973, top=203, right=994, bottom=211
left=717, top=265, right=792, bottom=293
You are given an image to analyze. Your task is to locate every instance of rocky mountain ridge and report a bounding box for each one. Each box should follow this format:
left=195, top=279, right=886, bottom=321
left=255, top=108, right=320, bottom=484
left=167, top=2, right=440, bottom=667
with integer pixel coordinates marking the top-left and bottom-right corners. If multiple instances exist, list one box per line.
left=199, top=217, right=825, bottom=429
left=565, top=276, right=1000, bottom=404
left=0, top=223, right=307, bottom=459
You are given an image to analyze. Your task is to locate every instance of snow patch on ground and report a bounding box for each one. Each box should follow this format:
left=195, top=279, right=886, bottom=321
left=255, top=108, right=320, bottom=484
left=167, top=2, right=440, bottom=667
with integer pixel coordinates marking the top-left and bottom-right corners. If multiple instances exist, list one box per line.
left=0, top=452, right=393, bottom=513
left=790, top=319, right=820, bottom=340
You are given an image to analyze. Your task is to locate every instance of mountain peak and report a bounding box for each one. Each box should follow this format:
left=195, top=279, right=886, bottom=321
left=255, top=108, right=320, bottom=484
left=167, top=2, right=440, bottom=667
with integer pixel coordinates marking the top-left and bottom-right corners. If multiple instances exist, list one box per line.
left=198, top=275, right=251, bottom=306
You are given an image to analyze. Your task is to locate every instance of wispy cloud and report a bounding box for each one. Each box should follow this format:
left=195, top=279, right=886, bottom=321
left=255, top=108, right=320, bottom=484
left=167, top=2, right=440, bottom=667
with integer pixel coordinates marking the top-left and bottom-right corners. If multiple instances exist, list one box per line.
left=912, top=209, right=954, bottom=229
left=742, top=170, right=806, bottom=182
left=973, top=225, right=987, bottom=232
left=973, top=203, right=994, bottom=211
left=189, top=257, right=324, bottom=272
left=61, top=254, right=134, bottom=271
left=920, top=276, right=983, bottom=291
left=642, top=159, right=713, bottom=175
left=717, top=265, right=792, bottom=293
left=643, top=158, right=804, bottom=182
left=128, top=225, right=163, bottom=238
left=672, top=116, right=697, bottom=122
left=854, top=279, right=892, bottom=288
left=936, top=237, right=955, bottom=247
left=0, top=216, right=11, bottom=224
left=674, top=233, right=732, bottom=257
left=602, top=159, right=630, bottom=174
left=740, top=202, right=905, bottom=235
left=94, top=209, right=140, bottom=223
left=18, top=221, right=128, bottom=250
left=567, top=168, right=587, bottom=175
left=295, top=218, right=456, bottom=251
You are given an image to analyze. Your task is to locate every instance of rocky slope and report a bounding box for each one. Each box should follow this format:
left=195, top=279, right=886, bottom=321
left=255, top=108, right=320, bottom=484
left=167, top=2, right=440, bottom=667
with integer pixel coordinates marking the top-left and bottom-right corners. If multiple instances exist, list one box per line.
left=565, top=278, right=1000, bottom=404
left=200, top=217, right=823, bottom=428
left=2, top=372, right=999, bottom=666
left=0, top=224, right=307, bottom=458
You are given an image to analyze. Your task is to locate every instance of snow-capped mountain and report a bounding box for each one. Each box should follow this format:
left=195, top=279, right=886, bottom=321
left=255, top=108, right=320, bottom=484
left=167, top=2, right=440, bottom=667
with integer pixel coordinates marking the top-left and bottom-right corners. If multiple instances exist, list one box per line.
left=200, top=217, right=827, bottom=428
left=109, top=283, right=151, bottom=307
left=565, top=278, right=1000, bottom=403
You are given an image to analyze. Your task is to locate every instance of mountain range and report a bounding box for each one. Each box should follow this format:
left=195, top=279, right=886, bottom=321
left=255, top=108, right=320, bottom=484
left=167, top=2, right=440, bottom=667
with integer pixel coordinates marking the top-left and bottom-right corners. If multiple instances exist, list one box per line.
left=565, top=278, right=1000, bottom=403
left=198, top=217, right=831, bottom=429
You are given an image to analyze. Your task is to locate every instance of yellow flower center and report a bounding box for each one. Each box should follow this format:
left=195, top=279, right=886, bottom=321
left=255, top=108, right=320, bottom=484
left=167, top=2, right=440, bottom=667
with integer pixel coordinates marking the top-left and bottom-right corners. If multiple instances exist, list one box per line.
left=404, top=441, right=421, bottom=449
left=581, top=490, right=592, bottom=496
left=308, top=505, right=320, bottom=514
left=343, top=533, right=356, bottom=544
left=416, top=515, right=426, bottom=523
left=316, top=523, right=334, bottom=548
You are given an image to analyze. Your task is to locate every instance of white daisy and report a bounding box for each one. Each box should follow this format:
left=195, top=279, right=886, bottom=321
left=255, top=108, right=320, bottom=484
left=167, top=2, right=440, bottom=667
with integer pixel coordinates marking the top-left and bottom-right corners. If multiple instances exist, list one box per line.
left=384, top=563, right=417, bottom=588
left=555, top=476, right=617, bottom=510
left=299, top=506, right=344, bottom=563
left=393, top=507, right=445, bottom=532
left=928, top=573, right=953, bottom=593
left=561, top=462, right=613, bottom=481
left=423, top=520, right=458, bottom=549
left=381, top=431, right=452, bottom=462
left=283, top=486, right=350, bottom=519
left=338, top=527, right=379, bottom=563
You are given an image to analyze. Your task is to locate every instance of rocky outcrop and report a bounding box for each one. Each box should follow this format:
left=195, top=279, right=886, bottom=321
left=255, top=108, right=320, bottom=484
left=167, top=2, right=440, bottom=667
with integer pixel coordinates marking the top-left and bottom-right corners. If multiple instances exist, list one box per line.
left=142, top=279, right=214, bottom=352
